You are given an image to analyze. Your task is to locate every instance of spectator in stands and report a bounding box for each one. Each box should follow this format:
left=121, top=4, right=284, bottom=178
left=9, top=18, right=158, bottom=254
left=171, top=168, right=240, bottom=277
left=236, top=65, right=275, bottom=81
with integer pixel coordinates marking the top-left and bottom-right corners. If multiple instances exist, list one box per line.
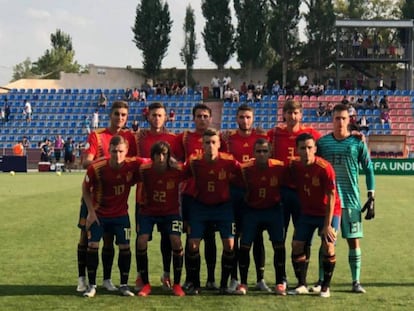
left=379, top=95, right=389, bottom=110
left=355, top=95, right=364, bottom=109
left=140, top=90, right=147, bottom=103
left=194, top=81, right=202, bottom=95
left=64, top=137, right=75, bottom=172
left=124, top=88, right=132, bottom=101
left=98, top=92, right=107, bottom=108
left=352, top=31, right=361, bottom=57
left=256, top=80, right=264, bottom=95
left=22, top=136, right=30, bottom=155
left=246, top=89, right=255, bottom=102
left=131, top=120, right=140, bottom=133
left=364, top=95, right=373, bottom=110
left=92, top=109, right=99, bottom=129
left=0, top=107, right=4, bottom=123
left=23, top=99, right=32, bottom=123
left=231, top=87, right=240, bottom=103
left=326, top=102, right=334, bottom=117
left=380, top=108, right=391, bottom=127
left=12, top=140, right=24, bottom=156
left=168, top=109, right=176, bottom=122
left=298, top=72, right=308, bottom=94
left=343, top=78, right=352, bottom=91
left=4, top=100, right=10, bottom=122
left=211, top=75, right=220, bottom=99
left=83, top=116, right=91, bottom=134
left=316, top=102, right=327, bottom=117
left=132, top=88, right=140, bottom=101
left=142, top=105, right=149, bottom=122
left=223, top=87, right=233, bottom=102
left=357, top=115, right=370, bottom=133
left=348, top=103, right=357, bottom=124
left=272, top=80, right=281, bottom=96
left=247, top=80, right=255, bottom=93
left=240, top=81, right=248, bottom=96
left=341, top=96, right=349, bottom=105
left=376, top=74, right=384, bottom=91
left=54, top=134, right=65, bottom=163
left=40, top=138, right=52, bottom=162
left=223, top=73, right=232, bottom=90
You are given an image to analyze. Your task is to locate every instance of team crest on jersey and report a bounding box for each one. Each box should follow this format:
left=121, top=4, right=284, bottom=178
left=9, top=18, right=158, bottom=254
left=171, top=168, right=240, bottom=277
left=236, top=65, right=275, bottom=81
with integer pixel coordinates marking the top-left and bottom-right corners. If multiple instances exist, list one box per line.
left=218, top=169, right=227, bottom=180
left=270, top=176, right=278, bottom=186
left=116, top=174, right=122, bottom=179
left=208, top=169, right=215, bottom=175
left=312, top=176, right=320, bottom=186
left=166, top=180, right=175, bottom=190
left=243, top=142, right=249, bottom=147
left=261, top=176, right=267, bottom=182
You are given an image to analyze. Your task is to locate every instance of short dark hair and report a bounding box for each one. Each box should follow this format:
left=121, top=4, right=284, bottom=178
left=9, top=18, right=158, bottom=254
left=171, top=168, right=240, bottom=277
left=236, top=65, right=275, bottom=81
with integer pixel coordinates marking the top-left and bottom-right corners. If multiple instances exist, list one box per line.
left=192, top=103, right=212, bottom=118
left=295, top=133, right=315, bottom=147
left=111, top=100, right=129, bottom=112
left=333, top=103, right=349, bottom=114
left=254, top=137, right=270, bottom=151
left=109, top=135, right=129, bottom=148
left=203, top=128, right=219, bottom=138
left=237, top=103, right=253, bottom=114
left=148, top=102, right=166, bottom=111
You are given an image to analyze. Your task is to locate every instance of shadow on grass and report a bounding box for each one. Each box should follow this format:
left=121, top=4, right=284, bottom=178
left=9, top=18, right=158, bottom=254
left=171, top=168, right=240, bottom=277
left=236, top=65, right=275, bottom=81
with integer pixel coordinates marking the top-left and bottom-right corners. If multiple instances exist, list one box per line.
left=330, top=281, right=414, bottom=293
left=1, top=282, right=413, bottom=297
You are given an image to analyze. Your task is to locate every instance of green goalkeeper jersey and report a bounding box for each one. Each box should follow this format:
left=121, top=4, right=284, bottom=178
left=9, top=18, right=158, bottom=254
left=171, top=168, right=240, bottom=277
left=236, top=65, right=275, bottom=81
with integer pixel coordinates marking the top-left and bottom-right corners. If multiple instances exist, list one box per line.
left=317, top=133, right=375, bottom=210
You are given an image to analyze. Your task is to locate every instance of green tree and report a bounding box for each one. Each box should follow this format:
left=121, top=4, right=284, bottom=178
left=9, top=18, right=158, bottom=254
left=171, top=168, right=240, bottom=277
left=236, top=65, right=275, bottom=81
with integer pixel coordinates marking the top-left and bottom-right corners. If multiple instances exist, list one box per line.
left=334, top=0, right=367, bottom=18
left=268, top=0, right=301, bottom=88
left=399, top=0, right=414, bottom=44
left=12, top=58, right=35, bottom=81
left=180, top=5, right=199, bottom=88
left=31, top=29, right=80, bottom=79
left=301, top=0, right=336, bottom=73
left=202, top=0, right=235, bottom=70
left=233, top=0, right=268, bottom=78
left=132, top=0, right=172, bottom=79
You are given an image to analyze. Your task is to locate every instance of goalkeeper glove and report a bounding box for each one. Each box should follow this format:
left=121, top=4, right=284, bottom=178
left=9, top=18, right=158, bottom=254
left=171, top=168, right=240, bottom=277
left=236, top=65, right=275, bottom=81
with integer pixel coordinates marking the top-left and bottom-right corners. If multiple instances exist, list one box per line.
left=361, top=196, right=375, bottom=220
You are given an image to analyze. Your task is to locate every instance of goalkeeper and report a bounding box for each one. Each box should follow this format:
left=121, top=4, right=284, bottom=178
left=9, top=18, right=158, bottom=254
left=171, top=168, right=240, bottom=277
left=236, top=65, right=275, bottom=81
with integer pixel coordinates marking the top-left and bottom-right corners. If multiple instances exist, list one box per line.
left=317, top=103, right=375, bottom=294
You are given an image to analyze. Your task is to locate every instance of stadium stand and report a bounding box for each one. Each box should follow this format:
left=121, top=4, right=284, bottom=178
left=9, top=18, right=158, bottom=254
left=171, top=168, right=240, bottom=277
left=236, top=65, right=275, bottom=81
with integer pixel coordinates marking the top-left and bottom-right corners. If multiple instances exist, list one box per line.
left=1, top=89, right=413, bottom=164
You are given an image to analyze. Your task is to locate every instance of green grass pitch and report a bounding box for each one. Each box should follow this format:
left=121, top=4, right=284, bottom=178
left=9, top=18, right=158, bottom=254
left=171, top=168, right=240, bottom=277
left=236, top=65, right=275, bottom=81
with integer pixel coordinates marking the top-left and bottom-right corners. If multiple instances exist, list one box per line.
left=0, top=172, right=413, bottom=310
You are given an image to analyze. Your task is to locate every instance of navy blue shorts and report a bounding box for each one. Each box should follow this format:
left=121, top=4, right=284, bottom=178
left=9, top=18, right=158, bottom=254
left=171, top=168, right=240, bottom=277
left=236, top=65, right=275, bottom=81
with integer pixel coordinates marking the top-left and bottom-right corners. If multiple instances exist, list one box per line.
left=240, top=204, right=284, bottom=246
left=138, top=214, right=183, bottom=236
left=188, top=200, right=235, bottom=239
left=294, top=215, right=340, bottom=242
left=88, top=215, right=131, bottom=245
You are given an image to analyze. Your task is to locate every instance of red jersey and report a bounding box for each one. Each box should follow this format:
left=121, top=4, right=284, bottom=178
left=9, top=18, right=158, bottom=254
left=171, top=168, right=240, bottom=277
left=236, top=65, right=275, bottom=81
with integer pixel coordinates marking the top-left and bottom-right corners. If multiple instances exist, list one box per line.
left=85, top=128, right=138, bottom=160
left=221, top=129, right=268, bottom=163
left=186, top=152, right=240, bottom=205
left=267, top=124, right=321, bottom=164
left=240, top=159, right=285, bottom=209
left=178, top=130, right=226, bottom=196
left=136, top=129, right=183, bottom=158
left=84, top=157, right=145, bottom=218
left=138, top=162, right=185, bottom=216
left=288, top=156, right=341, bottom=216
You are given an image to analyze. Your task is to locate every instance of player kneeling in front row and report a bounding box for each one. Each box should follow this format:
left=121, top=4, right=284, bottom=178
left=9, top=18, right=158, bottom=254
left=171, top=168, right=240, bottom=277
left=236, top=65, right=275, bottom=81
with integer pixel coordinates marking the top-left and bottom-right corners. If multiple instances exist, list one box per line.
left=82, top=136, right=146, bottom=297
left=135, top=141, right=186, bottom=297
left=288, top=133, right=340, bottom=298
left=236, top=138, right=287, bottom=295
